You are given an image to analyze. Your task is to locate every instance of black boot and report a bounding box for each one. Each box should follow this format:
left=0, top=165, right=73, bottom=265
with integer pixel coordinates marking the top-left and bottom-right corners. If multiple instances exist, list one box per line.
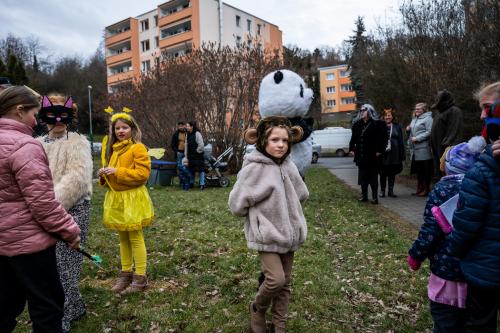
left=371, top=187, right=378, bottom=204
left=359, top=185, right=368, bottom=202
left=388, top=176, right=397, bottom=197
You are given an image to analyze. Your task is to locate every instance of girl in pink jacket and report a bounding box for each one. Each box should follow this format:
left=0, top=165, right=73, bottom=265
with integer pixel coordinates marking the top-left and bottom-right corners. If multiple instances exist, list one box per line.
left=0, top=86, right=80, bottom=333
left=229, top=117, right=309, bottom=333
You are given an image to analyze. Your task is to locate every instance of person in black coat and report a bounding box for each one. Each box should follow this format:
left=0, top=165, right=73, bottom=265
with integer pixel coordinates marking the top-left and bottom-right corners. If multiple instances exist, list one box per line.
left=349, top=104, right=388, bottom=204
left=430, top=90, right=464, bottom=177
left=184, top=121, right=206, bottom=190
left=379, top=108, right=405, bottom=197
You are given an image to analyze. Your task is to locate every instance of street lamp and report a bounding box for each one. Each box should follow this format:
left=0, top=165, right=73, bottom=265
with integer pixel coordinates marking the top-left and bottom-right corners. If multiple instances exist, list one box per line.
left=88, top=85, right=93, bottom=154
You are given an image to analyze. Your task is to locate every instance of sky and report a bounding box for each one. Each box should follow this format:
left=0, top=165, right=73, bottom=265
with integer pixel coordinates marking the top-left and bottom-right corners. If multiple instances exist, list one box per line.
left=0, top=0, right=400, bottom=59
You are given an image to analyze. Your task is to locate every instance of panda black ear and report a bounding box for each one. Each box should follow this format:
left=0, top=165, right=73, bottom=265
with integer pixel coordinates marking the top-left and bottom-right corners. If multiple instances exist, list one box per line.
left=274, top=71, right=284, bottom=84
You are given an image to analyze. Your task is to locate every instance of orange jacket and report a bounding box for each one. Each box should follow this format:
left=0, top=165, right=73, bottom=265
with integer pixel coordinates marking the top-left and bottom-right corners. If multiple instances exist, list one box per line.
left=101, top=141, right=151, bottom=191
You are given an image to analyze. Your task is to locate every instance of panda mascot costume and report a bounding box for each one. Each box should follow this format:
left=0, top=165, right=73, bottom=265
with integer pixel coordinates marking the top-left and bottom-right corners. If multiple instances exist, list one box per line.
left=258, top=69, right=314, bottom=177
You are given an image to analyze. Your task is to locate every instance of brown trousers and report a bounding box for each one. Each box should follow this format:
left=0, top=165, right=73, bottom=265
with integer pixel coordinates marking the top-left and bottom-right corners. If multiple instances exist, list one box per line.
left=254, top=251, right=295, bottom=329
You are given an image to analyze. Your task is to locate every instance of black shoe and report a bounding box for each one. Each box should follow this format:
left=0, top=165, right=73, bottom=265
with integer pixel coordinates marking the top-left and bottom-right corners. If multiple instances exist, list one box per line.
left=371, top=199, right=379, bottom=204
left=358, top=197, right=368, bottom=202
left=388, top=192, right=397, bottom=198
left=380, top=191, right=385, bottom=198
left=200, top=185, right=205, bottom=190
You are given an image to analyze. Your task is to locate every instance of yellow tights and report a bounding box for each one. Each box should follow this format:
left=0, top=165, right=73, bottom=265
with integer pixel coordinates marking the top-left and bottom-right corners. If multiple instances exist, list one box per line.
left=118, top=230, right=147, bottom=275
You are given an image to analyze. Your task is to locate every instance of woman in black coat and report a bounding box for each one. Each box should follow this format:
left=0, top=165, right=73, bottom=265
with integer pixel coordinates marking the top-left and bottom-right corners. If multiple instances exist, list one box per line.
left=184, top=121, right=206, bottom=190
left=349, top=104, right=388, bottom=204
left=379, top=108, right=405, bottom=197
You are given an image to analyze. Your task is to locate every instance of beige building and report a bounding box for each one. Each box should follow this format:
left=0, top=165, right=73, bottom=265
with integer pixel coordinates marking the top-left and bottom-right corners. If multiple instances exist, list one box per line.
left=318, top=65, right=357, bottom=113
left=105, top=0, right=283, bottom=92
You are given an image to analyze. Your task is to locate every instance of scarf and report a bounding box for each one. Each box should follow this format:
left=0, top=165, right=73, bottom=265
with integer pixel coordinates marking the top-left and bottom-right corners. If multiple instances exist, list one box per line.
left=108, top=139, right=133, bottom=168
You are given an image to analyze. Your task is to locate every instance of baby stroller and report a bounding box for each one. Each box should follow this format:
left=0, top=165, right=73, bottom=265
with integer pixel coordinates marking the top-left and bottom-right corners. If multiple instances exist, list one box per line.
left=205, top=146, right=233, bottom=187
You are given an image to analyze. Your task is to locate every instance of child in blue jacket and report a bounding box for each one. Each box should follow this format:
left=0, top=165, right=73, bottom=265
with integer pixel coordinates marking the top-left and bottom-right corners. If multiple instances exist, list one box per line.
left=408, top=136, right=485, bottom=333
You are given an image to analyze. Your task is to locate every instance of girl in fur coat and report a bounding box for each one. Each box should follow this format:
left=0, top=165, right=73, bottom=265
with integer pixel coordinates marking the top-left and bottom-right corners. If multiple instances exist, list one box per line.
left=229, top=117, right=309, bottom=333
left=37, top=94, right=93, bottom=332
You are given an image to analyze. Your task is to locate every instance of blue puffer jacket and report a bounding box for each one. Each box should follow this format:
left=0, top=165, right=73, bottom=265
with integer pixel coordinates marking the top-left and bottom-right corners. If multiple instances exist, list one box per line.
left=408, top=174, right=464, bottom=281
left=446, top=146, right=500, bottom=289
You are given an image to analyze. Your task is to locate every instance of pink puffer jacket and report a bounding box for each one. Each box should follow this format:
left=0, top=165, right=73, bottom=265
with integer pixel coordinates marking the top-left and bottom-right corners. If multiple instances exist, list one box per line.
left=0, top=118, right=80, bottom=257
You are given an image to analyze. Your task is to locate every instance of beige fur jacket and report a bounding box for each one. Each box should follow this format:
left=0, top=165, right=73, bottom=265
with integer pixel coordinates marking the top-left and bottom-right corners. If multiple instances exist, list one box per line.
left=228, top=150, right=309, bottom=254
left=38, top=132, right=93, bottom=210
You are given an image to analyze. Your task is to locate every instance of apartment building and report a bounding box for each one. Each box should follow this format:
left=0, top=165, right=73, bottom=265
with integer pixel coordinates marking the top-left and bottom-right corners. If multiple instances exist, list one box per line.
left=105, top=0, right=283, bottom=92
left=318, top=65, right=357, bottom=113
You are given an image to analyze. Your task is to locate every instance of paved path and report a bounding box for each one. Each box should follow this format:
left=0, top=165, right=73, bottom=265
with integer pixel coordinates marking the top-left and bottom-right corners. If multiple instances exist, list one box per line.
left=316, top=157, right=427, bottom=228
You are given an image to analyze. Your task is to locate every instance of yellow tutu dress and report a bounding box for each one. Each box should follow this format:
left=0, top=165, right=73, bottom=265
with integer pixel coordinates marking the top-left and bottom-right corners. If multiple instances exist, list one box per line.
left=101, top=137, right=154, bottom=231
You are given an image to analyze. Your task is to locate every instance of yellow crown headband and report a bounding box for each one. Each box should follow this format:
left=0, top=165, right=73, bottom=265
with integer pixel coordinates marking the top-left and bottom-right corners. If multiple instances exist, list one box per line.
left=105, top=106, right=133, bottom=123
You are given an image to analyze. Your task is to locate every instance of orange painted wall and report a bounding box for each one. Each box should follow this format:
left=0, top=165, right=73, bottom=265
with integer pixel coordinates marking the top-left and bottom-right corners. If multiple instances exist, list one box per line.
left=319, top=66, right=356, bottom=113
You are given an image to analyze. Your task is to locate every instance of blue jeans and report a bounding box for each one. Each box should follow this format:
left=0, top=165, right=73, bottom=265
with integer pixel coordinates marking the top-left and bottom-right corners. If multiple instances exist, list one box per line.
left=176, top=152, right=193, bottom=188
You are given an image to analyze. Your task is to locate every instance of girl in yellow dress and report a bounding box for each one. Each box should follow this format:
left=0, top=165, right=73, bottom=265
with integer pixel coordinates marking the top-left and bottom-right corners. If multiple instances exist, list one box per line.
left=98, top=112, right=154, bottom=294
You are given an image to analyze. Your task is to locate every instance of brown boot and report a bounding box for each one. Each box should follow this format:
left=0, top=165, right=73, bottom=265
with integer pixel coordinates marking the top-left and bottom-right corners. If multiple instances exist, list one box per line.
left=121, top=274, right=148, bottom=294
left=111, top=271, right=133, bottom=293
left=269, top=323, right=286, bottom=333
left=249, top=302, right=267, bottom=333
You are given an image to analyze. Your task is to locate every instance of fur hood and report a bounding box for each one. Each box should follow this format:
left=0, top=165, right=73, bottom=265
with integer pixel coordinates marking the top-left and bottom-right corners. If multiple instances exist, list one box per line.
left=38, top=132, right=93, bottom=210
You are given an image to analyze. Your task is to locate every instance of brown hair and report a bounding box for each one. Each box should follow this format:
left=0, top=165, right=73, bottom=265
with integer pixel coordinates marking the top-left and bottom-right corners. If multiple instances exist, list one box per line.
left=382, top=108, right=397, bottom=122
left=105, top=115, right=143, bottom=165
left=474, top=82, right=500, bottom=101
left=0, top=86, right=40, bottom=117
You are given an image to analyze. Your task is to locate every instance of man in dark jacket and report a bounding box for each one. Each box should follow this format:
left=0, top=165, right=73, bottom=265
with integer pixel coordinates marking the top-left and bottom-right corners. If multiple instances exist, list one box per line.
left=430, top=90, right=464, bottom=177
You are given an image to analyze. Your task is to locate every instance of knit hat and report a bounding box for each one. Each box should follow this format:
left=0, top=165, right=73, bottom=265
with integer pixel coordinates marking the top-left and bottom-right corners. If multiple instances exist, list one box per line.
left=444, top=136, right=486, bottom=175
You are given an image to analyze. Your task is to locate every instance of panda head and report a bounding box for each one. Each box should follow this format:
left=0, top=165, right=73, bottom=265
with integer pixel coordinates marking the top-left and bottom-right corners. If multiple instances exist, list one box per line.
left=258, top=69, right=314, bottom=118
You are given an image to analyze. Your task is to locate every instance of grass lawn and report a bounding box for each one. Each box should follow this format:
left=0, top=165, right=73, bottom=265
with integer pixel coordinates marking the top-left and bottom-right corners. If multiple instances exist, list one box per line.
left=15, top=167, right=432, bottom=333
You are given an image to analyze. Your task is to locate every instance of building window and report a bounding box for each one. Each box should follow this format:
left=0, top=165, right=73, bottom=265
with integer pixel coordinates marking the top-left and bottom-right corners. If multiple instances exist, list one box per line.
left=340, top=70, right=350, bottom=77
left=326, top=86, right=336, bottom=93
left=236, top=36, right=242, bottom=46
left=257, top=24, right=261, bottom=35
left=141, top=60, right=151, bottom=72
left=236, top=15, right=240, bottom=27
left=140, top=19, right=149, bottom=32
left=247, top=19, right=252, bottom=32
left=326, top=73, right=335, bottom=80
left=327, top=99, right=336, bottom=107
left=155, top=36, right=159, bottom=48
left=154, top=15, right=158, bottom=27
left=341, top=84, right=353, bottom=91
left=141, top=39, right=150, bottom=52
left=341, top=97, right=356, bottom=104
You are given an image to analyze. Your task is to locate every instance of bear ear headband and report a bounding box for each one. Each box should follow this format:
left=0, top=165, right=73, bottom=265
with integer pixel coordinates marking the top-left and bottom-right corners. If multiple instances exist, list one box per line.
left=243, top=125, right=304, bottom=145
left=39, top=95, right=74, bottom=125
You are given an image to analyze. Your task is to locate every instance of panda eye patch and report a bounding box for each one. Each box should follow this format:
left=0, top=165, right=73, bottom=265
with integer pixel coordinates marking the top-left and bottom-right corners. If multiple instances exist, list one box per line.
left=300, top=84, right=304, bottom=98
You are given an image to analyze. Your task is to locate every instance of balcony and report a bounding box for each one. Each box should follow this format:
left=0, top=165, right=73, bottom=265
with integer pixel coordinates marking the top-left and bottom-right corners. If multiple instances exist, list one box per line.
left=159, top=21, right=192, bottom=48
left=106, top=51, right=132, bottom=66
left=158, top=6, right=192, bottom=27
left=161, top=42, right=192, bottom=59
left=106, top=29, right=132, bottom=47
left=107, top=71, right=135, bottom=85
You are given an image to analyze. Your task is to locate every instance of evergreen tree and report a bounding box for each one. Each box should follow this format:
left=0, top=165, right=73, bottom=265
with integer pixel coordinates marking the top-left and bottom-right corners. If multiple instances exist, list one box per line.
left=0, top=59, right=6, bottom=77
left=347, top=16, right=367, bottom=116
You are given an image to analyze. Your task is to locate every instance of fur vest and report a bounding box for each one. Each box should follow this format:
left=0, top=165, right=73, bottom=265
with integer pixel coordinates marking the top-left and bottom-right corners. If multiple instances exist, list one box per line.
left=38, top=132, right=93, bottom=210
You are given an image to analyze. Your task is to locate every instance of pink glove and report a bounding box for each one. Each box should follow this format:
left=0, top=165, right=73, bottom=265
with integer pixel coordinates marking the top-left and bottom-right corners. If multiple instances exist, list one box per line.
left=407, top=255, right=421, bottom=271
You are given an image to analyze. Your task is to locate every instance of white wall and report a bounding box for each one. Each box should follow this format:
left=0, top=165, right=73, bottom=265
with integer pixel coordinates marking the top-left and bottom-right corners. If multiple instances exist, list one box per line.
left=137, top=9, right=160, bottom=70
left=199, top=0, right=220, bottom=46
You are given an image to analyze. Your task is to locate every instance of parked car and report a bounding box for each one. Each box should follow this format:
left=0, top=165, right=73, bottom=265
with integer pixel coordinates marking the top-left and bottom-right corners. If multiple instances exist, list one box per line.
left=245, top=143, right=321, bottom=164
left=311, top=127, right=352, bottom=157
